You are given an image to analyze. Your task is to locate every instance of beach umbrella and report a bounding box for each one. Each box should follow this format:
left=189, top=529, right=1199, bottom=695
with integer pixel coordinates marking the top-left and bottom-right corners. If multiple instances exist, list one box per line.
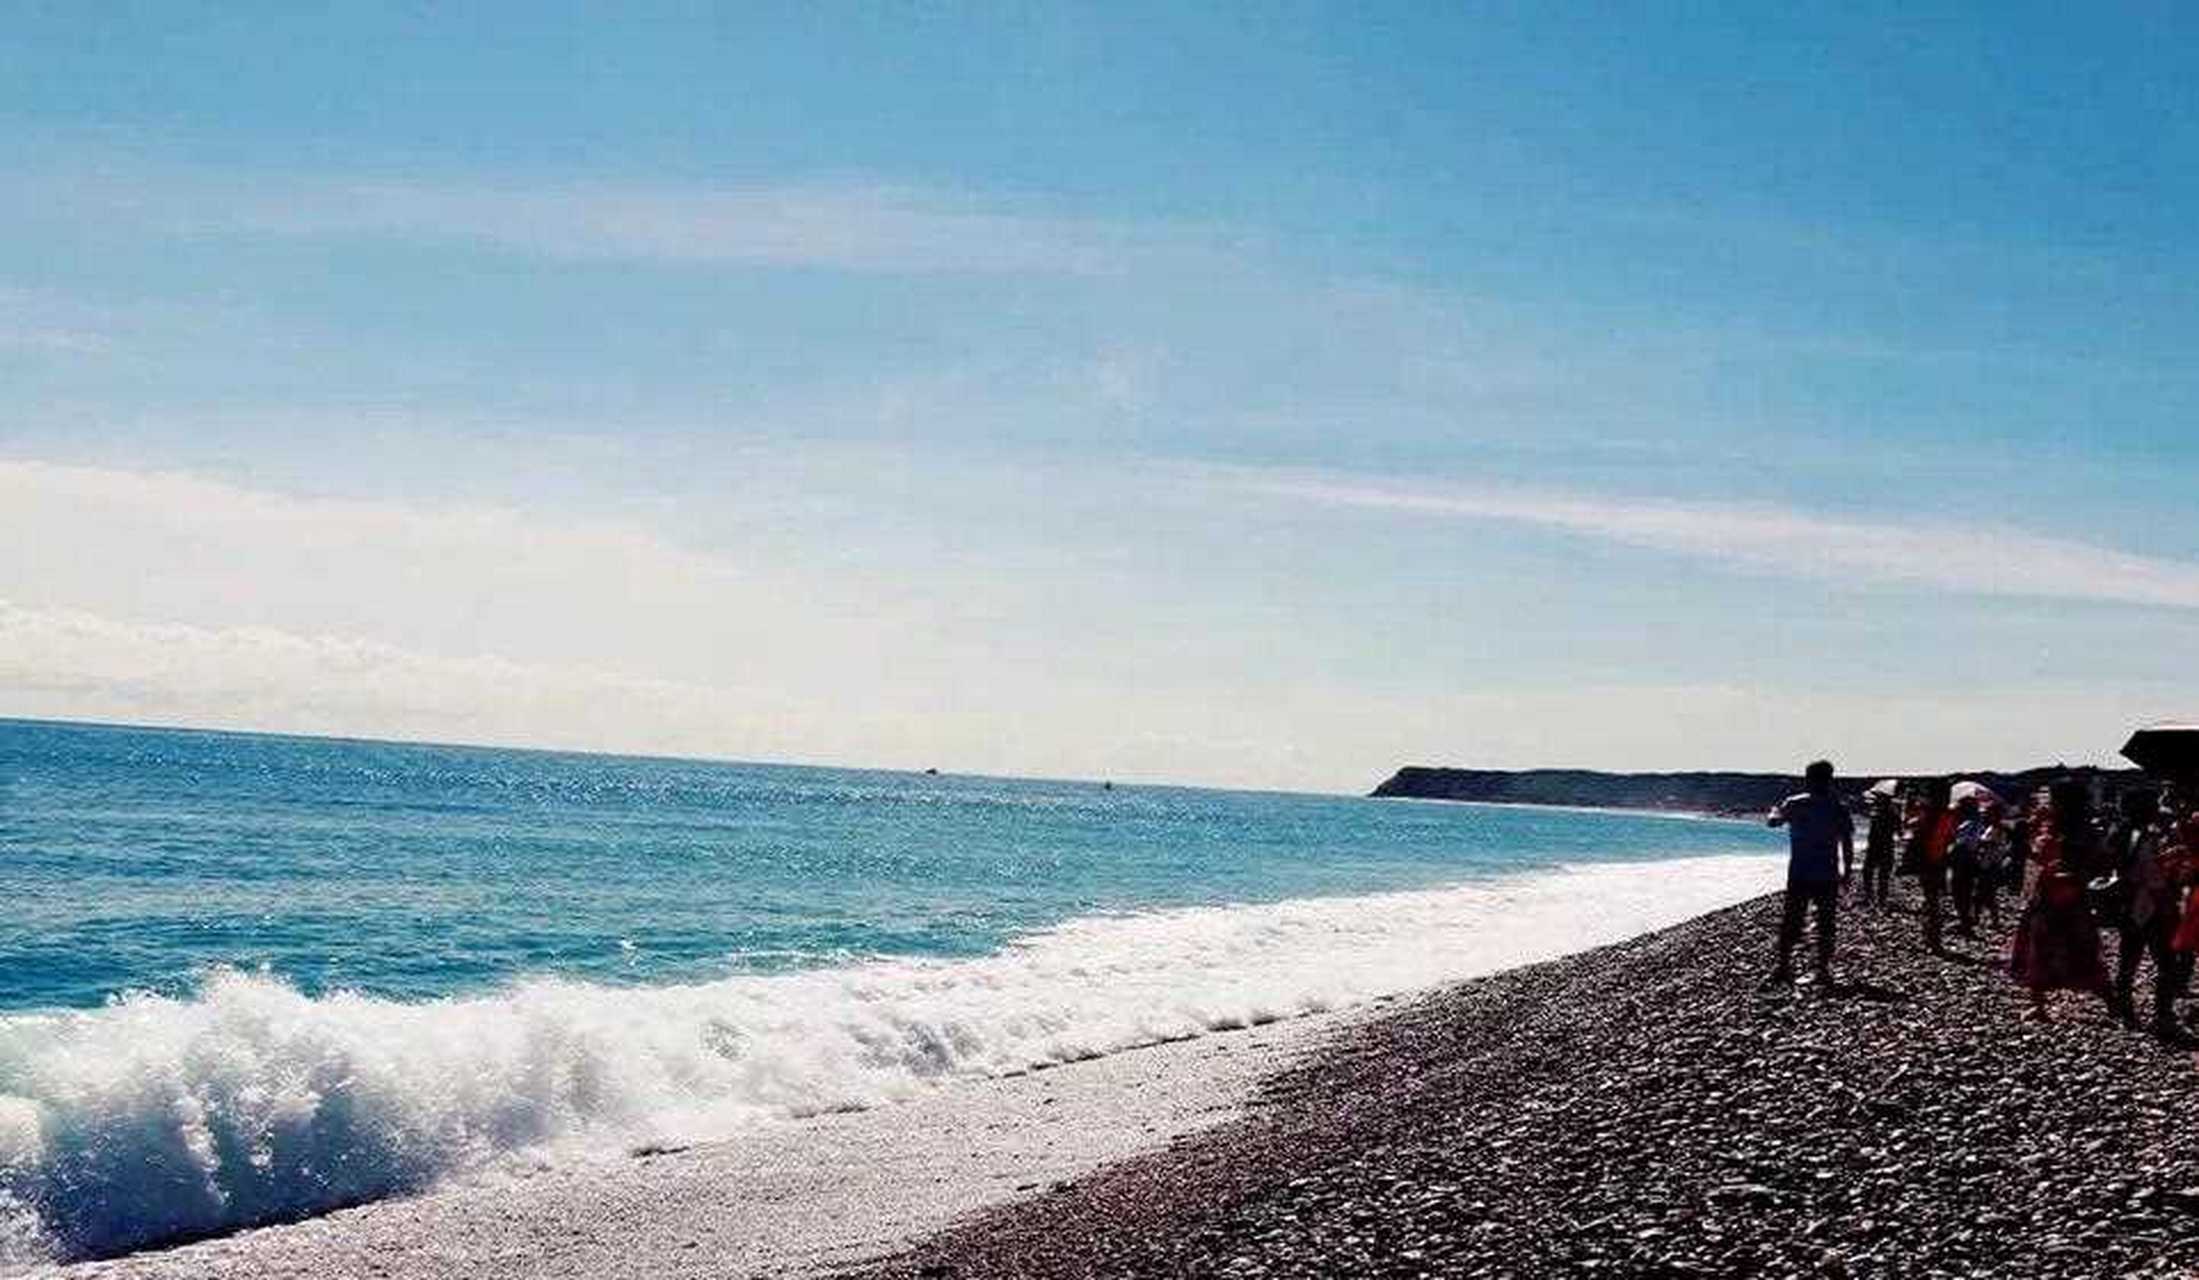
left=1949, top=780, right=2003, bottom=809
left=2121, top=724, right=2199, bottom=777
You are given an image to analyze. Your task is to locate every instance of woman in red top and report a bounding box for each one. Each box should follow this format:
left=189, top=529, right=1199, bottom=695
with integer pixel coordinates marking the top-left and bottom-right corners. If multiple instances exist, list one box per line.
left=2010, top=780, right=2112, bottom=1020
left=1909, top=777, right=1958, bottom=954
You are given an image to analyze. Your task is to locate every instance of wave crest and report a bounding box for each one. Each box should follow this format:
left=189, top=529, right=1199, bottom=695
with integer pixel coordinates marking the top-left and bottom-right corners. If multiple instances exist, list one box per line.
left=0, top=854, right=1772, bottom=1263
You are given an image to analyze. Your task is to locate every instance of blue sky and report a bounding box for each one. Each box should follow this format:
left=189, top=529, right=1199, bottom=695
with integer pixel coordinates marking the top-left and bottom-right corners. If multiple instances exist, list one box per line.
left=3, top=4, right=2195, bottom=789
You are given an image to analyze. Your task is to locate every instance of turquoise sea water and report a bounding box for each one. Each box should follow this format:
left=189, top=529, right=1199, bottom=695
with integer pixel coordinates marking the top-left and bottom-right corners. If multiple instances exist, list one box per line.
left=1, top=718, right=1773, bottom=1013
left=0, top=718, right=1778, bottom=1262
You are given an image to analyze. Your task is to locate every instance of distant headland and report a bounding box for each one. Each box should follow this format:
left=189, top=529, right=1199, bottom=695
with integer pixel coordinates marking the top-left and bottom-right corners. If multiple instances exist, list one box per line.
left=1369, top=764, right=2140, bottom=818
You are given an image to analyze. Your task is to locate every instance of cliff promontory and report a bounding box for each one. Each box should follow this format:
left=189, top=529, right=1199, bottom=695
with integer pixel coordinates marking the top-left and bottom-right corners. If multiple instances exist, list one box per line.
left=1369, top=764, right=2135, bottom=817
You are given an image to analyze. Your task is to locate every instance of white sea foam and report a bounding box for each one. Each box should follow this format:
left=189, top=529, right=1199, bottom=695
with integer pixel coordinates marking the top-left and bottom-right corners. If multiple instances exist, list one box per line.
left=0, top=853, right=1776, bottom=1264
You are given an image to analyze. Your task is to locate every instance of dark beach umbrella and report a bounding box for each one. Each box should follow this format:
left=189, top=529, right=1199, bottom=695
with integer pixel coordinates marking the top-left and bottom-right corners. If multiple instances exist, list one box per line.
left=2120, top=725, right=2199, bottom=777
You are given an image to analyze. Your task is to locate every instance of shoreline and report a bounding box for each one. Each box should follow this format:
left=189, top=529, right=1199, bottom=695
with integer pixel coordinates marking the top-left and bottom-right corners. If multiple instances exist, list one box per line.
left=864, top=888, right=2199, bottom=1279
left=34, top=858, right=1781, bottom=1278
left=57, top=1013, right=1340, bottom=1280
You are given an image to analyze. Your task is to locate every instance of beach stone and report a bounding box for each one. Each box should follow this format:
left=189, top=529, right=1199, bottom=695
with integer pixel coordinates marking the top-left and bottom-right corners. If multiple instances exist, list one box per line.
left=862, top=893, right=2199, bottom=1280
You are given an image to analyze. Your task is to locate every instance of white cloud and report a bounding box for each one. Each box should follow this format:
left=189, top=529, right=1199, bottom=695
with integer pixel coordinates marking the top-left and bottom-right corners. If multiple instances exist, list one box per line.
left=5, top=599, right=2164, bottom=786
left=0, top=455, right=2182, bottom=789
left=0, top=600, right=790, bottom=753
left=17, top=143, right=1239, bottom=275
left=147, top=171, right=1195, bottom=276
left=0, top=457, right=1346, bottom=784
left=0, top=288, right=114, bottom=355
left=0, top=457, right=997, bottom=744
left=0, top=458, right=751, bottom=660
left=0, top=326, right=109, bottom=355
left=1359, top=681, right=2177, bottom=778
left=1238, top=471, right=2199, bottom=611
left=0, top=455, right=1018, bottom=769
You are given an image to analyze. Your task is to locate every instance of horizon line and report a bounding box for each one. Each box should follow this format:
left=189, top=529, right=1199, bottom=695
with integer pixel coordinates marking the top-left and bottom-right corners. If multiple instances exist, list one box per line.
left=0, top=712, right=1356, bottom=800
left=3, top=712, right=2138, bottom=795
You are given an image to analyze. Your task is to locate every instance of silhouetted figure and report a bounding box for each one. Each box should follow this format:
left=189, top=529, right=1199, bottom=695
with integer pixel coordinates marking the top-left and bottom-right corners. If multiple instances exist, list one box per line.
left=2003, top=811, right=2033, bottom=898
left=2109, top=788, right=2190, bottom=1036
left=1765, top=759, right=1855, bottom=986
left=1972, top=810, right=2011, bottom=928
left=1909, top=777, right=1957, bottom=954
left=1949, top=797, right=1988, bottom=936
left=1862, top=791, right=1899, bottom=908
left=2167, top=791, right=2199, bottom=966
left=2098, top=787, right=2146, bottom=935
left=2011, top=779, right=2114, bottom=1021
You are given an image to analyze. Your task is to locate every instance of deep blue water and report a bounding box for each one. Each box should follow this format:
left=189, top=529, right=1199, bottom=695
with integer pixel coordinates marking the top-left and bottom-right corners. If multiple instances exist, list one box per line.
left=0, top=717, right=1772, bottom=1012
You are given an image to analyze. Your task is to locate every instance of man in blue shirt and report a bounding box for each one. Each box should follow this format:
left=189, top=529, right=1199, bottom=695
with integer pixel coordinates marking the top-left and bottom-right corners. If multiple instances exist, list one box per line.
left=1766, top=760, right=1856, bottom=986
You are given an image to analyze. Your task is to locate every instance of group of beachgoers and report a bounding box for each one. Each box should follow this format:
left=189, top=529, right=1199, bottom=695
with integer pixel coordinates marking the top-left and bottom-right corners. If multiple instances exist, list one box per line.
left=1768, top=760, right=2199, bottom=1038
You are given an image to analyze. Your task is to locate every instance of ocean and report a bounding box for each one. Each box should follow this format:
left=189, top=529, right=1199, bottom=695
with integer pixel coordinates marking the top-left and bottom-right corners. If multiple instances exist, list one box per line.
left=0, top=718, right=1779, bottom=1263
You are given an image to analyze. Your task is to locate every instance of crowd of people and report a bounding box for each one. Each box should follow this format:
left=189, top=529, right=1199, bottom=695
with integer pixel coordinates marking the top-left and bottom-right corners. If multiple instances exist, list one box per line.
left=1767, top=760, right=2199, bottom=1038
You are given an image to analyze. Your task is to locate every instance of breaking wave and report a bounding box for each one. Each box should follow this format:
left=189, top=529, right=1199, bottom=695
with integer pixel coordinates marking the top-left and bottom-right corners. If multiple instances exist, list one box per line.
left=0, top=853, right=1774, bottom=1264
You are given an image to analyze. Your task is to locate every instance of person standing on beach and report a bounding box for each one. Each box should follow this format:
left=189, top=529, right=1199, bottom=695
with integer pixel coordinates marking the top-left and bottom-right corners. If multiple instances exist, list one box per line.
left=1948, top=797, right=1989, bottom=937
left=2109, top=789, right=2190, bottom=1036
left=2004, top=809, right=2033, bottom=899
left=1765, top=760, right=1855, bottom=986
left=2010, top=780, right=2114, bottom=1021
left=1862, top=791, right=1900, bottom=908
left=1972, top=811, right=2010, bottom=929
left=1908, top=778, right=1958, bottom=954
left=2165, top=792, right=2199, bottom=973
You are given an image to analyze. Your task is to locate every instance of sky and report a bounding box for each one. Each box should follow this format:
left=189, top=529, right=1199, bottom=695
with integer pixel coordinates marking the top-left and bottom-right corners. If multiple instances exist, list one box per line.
left=3, top=3, right=2196, bottom=791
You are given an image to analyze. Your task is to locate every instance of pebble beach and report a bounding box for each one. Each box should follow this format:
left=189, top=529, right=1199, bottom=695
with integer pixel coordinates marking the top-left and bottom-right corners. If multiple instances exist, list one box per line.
left=865, top=890, right=2199, bottom=1279
left=48, top=876, right=2199, bottom=1280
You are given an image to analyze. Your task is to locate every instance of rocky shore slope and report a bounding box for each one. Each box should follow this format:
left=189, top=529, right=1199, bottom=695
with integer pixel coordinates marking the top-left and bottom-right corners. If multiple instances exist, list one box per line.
left=859, top=891, right=2199, bottom=1278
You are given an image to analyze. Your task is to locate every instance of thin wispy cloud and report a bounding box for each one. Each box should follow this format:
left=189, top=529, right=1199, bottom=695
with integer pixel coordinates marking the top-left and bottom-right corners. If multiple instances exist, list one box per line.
left=0, top=599, right=764, bottom=740
left=0, top=326, right=107, bottom=355
left=0, top=459, right=973, bottom=770
left=0, top=288, right=113, bottom=356
left=285, top=180, right=1190, bottom=275
left=1238, top=472, right=2199, bottom=611
left=19, top=153, right=1205, bottom=276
